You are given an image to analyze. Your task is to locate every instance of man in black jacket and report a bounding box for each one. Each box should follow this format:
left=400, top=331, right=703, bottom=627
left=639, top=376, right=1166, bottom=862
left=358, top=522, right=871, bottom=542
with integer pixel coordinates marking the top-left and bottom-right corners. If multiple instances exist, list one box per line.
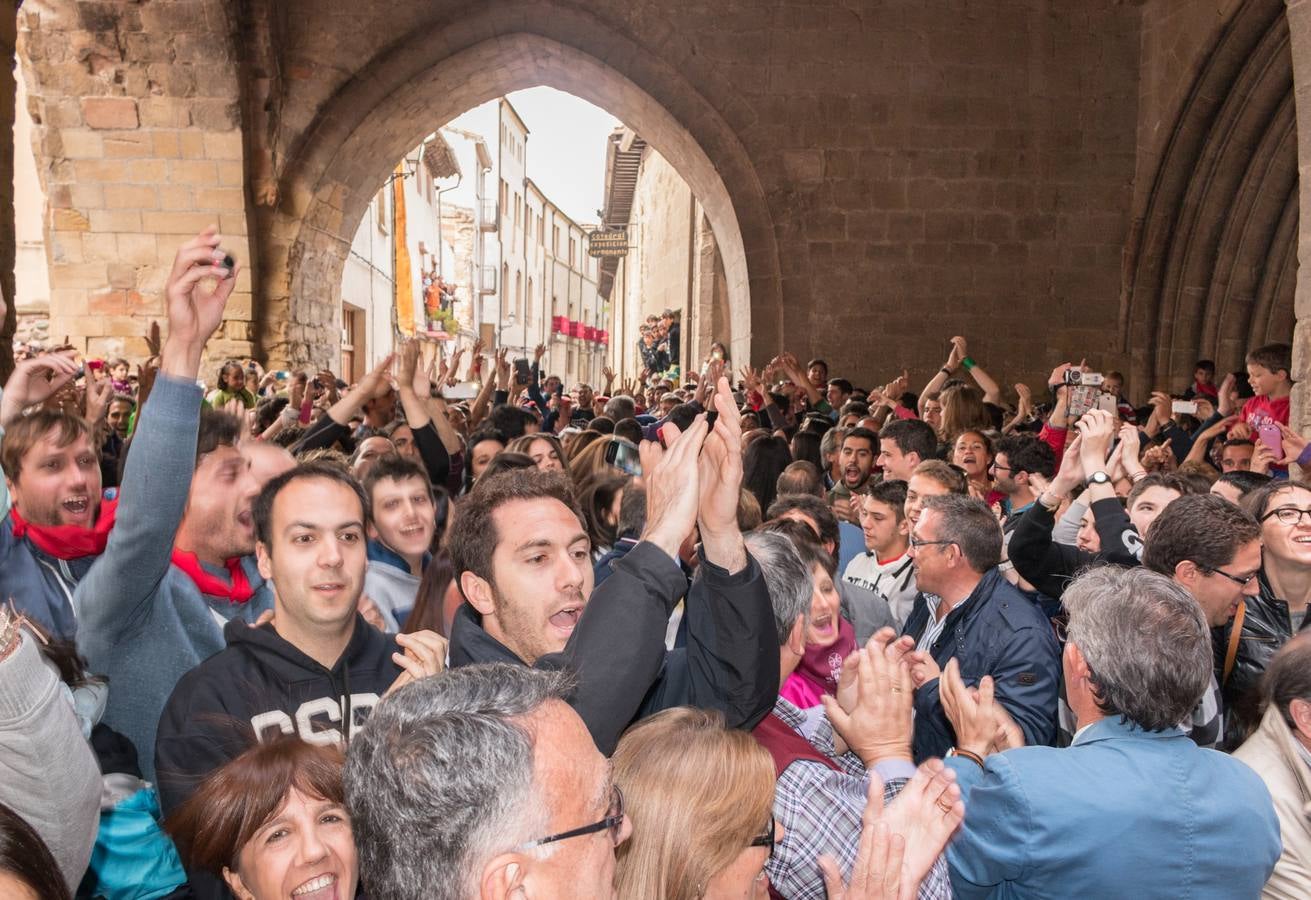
left=154, top=462, right=447, bottom=819
left=448, top=376, right=778, bottom=755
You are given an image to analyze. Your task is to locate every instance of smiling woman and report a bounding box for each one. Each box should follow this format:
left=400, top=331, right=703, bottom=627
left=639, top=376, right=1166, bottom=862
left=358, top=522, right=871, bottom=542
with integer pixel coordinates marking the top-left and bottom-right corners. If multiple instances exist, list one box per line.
left=165, top=736, right=358, bottom=900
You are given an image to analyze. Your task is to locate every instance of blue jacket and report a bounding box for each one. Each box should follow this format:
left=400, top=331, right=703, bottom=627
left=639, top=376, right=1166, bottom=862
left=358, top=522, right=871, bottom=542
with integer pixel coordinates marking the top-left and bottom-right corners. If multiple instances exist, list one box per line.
left=74, top=376, right=273, bottom=781
left=945, top=717, right=1282, bottom=898
left=902, top=568, right=1060, bottom=761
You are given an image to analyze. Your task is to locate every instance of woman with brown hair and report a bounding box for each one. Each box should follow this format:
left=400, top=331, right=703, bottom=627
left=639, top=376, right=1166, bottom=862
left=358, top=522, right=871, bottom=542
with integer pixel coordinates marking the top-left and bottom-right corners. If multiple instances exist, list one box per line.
left=612, top=707, right=778, bottom=900
left=165, top=736, right=357, bottom=900
left=507, top=432, right=571, bottom=475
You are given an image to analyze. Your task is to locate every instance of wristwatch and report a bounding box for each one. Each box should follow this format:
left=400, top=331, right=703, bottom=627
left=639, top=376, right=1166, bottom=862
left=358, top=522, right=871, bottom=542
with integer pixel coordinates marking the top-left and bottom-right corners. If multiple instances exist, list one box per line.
left=1085, top=470, right=1111, bottom=488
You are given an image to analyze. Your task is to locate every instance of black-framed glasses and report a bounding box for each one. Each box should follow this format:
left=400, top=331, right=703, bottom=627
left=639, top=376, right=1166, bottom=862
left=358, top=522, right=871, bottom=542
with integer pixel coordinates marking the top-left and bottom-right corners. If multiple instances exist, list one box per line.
left=1261, top=506, right=1311, bottom=527
left=989, top=461, right=1013, bottom=473
left=749, top=812, right=776, bottom=859
left=1199, top=566, right=1259, bottom=588
left=518, top=785, right=625, bottom=850
left=909, top=535, right=956, bottom=551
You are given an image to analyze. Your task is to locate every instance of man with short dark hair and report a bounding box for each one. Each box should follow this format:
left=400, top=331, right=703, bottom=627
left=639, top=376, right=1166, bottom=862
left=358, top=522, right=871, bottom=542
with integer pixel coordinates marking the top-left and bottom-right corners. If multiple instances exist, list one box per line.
left=879, top=418, right=938, bottom=482
left=828, top=378, right=854, bottom=414
left=844, top=479, right=917, bottom=632
left=155, top=462, right=447, bottom=819
left=593, top=483, right=647, bottom=587
left=363, top=453, right=436, bottom=631
left=447, top=378, right=776, bottom=754
left=901, top=493, right=1060, bottom=761
left=829, top=426, right=878, bottom=525
left=1139, top=494, right=1263, bottom=749
left=990, top=434, right=1055, bottom=525
left=940, top=566, right=1279, bottom=897
left=346, top=665, right=628, bottom=900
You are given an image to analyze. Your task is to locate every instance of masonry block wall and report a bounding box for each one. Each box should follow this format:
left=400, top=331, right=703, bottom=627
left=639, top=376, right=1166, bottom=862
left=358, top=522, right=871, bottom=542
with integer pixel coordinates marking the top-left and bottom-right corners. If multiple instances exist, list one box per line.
left=8, top=0, right=1301, bottom=410
left=17, top=0, right=253, bottom=366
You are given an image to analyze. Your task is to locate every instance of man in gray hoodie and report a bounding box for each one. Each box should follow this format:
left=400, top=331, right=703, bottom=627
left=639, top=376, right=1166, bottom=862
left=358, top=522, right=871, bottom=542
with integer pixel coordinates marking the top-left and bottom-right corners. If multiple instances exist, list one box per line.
left=74, top=228, right=267, bottom=781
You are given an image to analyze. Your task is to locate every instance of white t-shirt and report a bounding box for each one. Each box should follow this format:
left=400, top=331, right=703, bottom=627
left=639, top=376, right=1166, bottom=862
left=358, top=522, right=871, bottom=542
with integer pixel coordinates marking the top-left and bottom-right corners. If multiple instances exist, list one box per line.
left=843, top=550, right=917, bottom=629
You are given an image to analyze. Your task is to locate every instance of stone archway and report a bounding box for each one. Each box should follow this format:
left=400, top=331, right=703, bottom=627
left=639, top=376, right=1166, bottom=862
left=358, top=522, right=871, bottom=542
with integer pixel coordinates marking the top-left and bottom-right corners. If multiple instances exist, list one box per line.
left=258, top=21, right=780, bottom=369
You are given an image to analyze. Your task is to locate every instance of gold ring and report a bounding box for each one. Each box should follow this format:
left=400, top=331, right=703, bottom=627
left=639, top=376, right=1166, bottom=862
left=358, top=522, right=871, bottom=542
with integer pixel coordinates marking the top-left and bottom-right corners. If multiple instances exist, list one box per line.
left=891, top=687, right=904, bottom=693
left=936, top=798, right=953, bottom=813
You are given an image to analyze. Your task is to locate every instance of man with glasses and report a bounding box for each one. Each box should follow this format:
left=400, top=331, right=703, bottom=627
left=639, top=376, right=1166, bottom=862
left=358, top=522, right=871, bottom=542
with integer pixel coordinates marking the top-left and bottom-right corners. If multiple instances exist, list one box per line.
left=345, top=664, right=631, bottom=900
left=1140, top=493, right=1262, bottom=750
left=899, top=494, right=1060, bottom=761
left=990, top=435, right=1056, bottom=529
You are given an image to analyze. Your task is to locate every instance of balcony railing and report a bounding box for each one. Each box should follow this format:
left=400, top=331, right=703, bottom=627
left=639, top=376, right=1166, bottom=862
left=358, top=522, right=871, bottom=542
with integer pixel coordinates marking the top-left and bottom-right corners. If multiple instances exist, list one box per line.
left=479, top=199, right=498, bottom=232
left=478, top=265, right=497, bottom=295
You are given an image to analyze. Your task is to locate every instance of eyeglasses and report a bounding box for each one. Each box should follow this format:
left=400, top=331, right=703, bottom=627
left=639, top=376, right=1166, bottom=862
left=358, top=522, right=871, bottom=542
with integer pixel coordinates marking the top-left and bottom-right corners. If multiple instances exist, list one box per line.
left=518, top=785, right=626, bottom=850
left=1261, top=506, right=1311, bottom=527
left=989, top=462, right=1013, bottom=473
left=1199, top=566, right=1259, bottom=588
left=909, top=535, right=956, bottom=551
left=749, top=813, right=776, bottom=859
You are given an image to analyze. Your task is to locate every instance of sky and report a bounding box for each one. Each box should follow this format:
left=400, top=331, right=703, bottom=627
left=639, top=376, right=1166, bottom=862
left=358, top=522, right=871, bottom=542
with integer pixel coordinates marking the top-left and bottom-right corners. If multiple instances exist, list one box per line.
left=454, top=87, right=621, bottom=225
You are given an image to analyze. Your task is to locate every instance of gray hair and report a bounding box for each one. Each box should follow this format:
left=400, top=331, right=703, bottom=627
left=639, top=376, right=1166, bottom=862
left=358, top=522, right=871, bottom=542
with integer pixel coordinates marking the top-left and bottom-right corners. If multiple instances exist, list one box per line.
left=1064, top=566, right=1211, bottom=731
left=744, top=530, right=813, bottom=645
left=603, top=395, right=637, bottom=422
left=344, top=664, right=569, bottom=899
left=819, top=425, right=847, bottom=461
left=921, top=493, right=1002, bottom=572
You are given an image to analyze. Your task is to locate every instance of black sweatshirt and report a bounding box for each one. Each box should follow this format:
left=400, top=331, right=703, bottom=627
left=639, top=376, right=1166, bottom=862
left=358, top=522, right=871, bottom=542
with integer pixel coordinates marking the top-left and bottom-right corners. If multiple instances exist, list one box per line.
left=449, top=540, right=779, bottom=755
left=1008, top=497, right=1142, bottom=601
left=154, top=613, right=401, bottom=818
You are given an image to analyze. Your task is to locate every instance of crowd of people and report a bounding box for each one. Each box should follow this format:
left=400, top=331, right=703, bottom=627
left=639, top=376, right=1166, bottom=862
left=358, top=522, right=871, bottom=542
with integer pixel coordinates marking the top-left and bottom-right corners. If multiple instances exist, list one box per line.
left=0, top=226, right=1308, bottom=899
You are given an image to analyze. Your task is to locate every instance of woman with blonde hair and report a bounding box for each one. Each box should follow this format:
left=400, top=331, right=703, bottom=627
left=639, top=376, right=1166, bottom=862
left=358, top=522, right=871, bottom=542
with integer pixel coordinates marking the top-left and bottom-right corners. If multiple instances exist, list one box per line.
left=613, top=707, right=778, bottom=900
left=570, top=435, right=620, bottom=485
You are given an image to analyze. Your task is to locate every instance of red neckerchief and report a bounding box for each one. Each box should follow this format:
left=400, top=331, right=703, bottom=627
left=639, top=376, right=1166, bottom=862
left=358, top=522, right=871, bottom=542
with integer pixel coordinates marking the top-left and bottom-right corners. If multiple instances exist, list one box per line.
left=170, top=549, right=255, bottom=603
left=10, top=496, right=118, bottom=559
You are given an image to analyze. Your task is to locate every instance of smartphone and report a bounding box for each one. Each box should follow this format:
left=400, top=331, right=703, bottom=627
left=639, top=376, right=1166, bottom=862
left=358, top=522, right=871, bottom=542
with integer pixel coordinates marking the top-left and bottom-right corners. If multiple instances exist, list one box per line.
left=1171, top=400, right=1198, bottom=416
left=657, top=410, right=718, bottom=449
left=1257, top=423, right=1283, bottom=457
left=513, top=357, right=531, bottom=386
left=604, top=437, right=643, bottom=477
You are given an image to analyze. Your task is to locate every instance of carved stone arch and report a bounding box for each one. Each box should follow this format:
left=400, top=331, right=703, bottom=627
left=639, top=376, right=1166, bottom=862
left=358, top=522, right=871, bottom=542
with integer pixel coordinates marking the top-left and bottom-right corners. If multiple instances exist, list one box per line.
left=254, top=5, right=780, bottom=367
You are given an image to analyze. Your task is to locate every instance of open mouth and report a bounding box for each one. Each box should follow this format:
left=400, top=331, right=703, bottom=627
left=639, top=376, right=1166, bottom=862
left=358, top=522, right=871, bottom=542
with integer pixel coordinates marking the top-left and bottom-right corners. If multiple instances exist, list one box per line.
left=961, top=455, right=977, bottom=466
left=549, top=606, right=582, bottom=633
left=811, top=613, right=835, bottom=636
left=291, top=873, right=339, bottom=898
left=61, top=496, right=90, bottom=516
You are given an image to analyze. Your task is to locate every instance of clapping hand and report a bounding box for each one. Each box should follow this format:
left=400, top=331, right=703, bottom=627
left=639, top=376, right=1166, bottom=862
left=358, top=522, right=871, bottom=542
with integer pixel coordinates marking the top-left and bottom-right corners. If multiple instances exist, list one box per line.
left=0, top=351, right=81, bottom=427
left=385, top=630, right=449, bottom=697
left=821, top=638, right=914, bottom=766
left=940, top=658, right=1024, bottom=757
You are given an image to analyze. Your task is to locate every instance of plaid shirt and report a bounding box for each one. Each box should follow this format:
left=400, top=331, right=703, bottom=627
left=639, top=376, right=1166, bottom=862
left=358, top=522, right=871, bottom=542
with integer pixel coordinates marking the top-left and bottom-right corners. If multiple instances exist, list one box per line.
left=763, top=696, right=952, bottom=900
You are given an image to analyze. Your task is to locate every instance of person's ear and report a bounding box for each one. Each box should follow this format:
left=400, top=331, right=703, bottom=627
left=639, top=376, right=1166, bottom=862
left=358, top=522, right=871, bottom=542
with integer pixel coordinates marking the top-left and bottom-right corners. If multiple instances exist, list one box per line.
left=896, top=515, right=910, bottom=537
left=462, top=570, right=497, bottom=617
left=1066, top=640, right=1093, bottom=685
left=1289, top=698, right=1311, bottom=740
left=222, top=868, right=255, bottom=900
left=367, top=521, right=380, bottom=542
left=480, top=855, right=528, bottom=900
left=1015, top=471, right=1029, bottom=488
left=786, top=615, right=807, bottom=657
left=255, top=541, right=274, bottom=581
left=1173, top=560, right=1201, bottom=589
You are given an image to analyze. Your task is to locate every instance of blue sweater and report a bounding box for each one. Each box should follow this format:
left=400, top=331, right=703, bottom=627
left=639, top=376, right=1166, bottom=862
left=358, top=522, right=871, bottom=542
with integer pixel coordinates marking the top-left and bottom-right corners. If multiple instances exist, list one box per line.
left=74, top=375, right=273, bottom=780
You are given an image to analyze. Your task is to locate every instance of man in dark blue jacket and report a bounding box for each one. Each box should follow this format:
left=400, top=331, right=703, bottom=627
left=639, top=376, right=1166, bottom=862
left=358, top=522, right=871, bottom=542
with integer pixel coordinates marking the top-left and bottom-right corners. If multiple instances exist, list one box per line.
left=900, top=493, right=1060, bottom=761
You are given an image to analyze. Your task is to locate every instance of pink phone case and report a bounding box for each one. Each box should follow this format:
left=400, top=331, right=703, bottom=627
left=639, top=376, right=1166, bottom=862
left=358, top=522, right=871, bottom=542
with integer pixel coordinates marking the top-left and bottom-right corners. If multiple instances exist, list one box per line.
left=1258, top=424, right=1283, bottom=455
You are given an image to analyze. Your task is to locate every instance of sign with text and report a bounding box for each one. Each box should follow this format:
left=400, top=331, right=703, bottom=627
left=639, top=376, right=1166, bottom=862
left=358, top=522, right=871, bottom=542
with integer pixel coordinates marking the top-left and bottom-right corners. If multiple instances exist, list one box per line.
left=587, top=229, right=629, bottom=258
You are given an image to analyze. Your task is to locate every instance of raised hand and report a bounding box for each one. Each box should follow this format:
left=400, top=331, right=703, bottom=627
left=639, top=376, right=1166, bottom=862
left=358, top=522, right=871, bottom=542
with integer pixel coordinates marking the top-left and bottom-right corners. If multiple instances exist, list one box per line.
left=1250, top=440, right=1276, bottom=476
left=355, top=354, right=395, bottom=402
left=820, top=642, right=914, bottom=766
left=940, top=658, right=1022, bottom=757
left=1276, top=422, right=1309, bottom=466
left=534, top=343, right=547, bottom=362
left=0, top=351, right=81, bottom=427
left=162, top=227, right=238, bottom=377
left=1075, top=408, right=1116, bottom=474
left=818, top=778, right=908, bottom=900
left=494, top=347, right=511, bottom=390
left=877, top=760, right=964, bottom=892
left=697, top=376, right=747, bottom=572
left=385, top=630, right=449, bottom=697
left=84, top=372, right=114, bottom=423
left=638, top=413, right=710, bottom=564
left=397, top=339, right=421, bottom=392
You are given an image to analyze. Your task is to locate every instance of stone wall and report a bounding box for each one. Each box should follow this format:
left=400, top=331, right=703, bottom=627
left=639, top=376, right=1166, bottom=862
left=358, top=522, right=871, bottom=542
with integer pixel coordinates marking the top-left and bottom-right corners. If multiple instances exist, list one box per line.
left=6, top=0, right=1302, bottom=409
left=16, top=0, right=253, bottom=366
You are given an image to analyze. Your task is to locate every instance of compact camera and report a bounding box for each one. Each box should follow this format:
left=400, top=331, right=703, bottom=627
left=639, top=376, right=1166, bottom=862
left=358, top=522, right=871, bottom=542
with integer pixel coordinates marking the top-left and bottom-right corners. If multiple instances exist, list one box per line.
left=1063, top=369, right=1104, bottom=387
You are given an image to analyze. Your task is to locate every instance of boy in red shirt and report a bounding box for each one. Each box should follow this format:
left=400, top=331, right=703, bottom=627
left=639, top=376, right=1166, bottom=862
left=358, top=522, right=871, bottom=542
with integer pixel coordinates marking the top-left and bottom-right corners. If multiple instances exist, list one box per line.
left=1234, top=344, right=1292, bottom=473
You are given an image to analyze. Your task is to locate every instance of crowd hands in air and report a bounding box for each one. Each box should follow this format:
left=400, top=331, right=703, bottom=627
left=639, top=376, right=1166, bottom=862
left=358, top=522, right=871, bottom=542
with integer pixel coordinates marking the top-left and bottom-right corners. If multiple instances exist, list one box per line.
left=0, top=228, right=1307, bottom=900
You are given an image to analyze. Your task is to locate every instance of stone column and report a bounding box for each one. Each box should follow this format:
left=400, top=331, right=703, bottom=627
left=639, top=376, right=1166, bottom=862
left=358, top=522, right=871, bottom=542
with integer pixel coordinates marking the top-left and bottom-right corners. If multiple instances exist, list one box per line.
left=1286, top=0, right=1311, bottom=450
left=0, top=5, right=16, bottom=381
left=17, top=0, right=253, bottom=366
